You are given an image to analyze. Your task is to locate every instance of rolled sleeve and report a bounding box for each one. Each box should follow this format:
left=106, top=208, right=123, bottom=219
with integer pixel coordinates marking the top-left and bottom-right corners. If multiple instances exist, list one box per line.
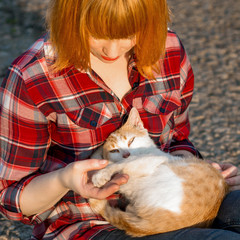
left=0, top=66, right=50, bottom=223
left=0, top=175, right=37, bottom=223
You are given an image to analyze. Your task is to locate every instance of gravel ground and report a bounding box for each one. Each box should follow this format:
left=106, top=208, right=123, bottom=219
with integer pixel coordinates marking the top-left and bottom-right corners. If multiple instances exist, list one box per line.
left=0, top=0, right=239, bottom=239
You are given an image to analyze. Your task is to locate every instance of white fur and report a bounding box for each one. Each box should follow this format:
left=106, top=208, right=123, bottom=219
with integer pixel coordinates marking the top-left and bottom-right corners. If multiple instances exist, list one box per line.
left=91, top=107, right=184, bottom=215
left=129, top=163, right=184, bottom=213
left=90, top=108, right=226, bottom=236
left=92, top=143, right=184, bottom=214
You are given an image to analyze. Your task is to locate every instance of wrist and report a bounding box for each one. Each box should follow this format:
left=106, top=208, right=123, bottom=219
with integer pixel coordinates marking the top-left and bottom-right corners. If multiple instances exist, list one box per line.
left=57, top=166, right=71, bottom=192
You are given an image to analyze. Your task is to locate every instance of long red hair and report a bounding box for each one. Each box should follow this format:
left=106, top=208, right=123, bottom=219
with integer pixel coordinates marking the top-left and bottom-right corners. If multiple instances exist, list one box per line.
left=46, top=0, right=170, bottom=78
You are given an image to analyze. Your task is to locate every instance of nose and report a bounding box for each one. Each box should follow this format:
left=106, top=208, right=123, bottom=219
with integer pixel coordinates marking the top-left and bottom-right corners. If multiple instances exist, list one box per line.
left=123, top=151, right=130, bottom=159
left=102, top=41, right=120, bottom=58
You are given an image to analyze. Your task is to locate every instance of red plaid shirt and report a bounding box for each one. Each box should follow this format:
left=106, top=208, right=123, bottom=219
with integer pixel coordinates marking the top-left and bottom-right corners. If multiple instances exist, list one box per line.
left=0, top=30, right=200, bottom=239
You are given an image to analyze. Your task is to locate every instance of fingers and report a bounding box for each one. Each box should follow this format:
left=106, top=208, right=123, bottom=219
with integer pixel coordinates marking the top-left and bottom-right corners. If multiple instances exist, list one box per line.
left=210, top=162, right=240, bottom=191
left=86, top=174, right=129, bottom=200
left=210, top=162, right=222, bottom=171
left=225, top=175, right=240, bottom=187
left=105, top=173, right=129, bottom=187
left=217, top=163, right=240, bottom=191
left=86, top=184, right=120, bottom=200
left=220, top=163, right=238, bottom=179
left=79, top=159, right=109, bottom=172
left=229, top=185, right=240, bottom=191
left=210, top=162, right=238, bottom=179
left=64, top=159, right=129, bottom=199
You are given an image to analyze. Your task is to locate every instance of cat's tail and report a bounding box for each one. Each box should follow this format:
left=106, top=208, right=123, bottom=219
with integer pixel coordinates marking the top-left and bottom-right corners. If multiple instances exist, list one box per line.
left=89, top=198, right=160, bottom=237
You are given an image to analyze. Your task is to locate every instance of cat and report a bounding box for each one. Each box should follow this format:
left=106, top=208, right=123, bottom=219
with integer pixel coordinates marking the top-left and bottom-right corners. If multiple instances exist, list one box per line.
left=89, top=107, right=228, bottom=237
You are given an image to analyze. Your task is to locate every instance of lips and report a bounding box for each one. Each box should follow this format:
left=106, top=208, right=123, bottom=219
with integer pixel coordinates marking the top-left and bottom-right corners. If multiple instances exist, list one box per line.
left=101, top=55, right=119, bottom=61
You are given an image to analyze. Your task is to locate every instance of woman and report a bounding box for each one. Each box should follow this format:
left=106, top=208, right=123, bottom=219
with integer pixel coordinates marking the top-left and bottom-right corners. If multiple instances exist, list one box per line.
left=0, top=0, right=240, bottom=239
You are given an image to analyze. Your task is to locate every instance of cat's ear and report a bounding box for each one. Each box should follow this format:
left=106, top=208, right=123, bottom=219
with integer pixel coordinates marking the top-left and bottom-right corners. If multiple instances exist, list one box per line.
left=126, top=107, right=144, bottom=129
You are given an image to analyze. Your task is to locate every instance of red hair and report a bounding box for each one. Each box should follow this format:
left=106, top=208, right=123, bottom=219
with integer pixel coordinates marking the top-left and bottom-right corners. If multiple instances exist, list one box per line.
left=47, top=0, right=170, bottom=77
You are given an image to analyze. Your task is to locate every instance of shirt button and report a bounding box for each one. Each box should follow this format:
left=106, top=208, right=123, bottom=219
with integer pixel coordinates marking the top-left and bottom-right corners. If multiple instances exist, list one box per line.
left=133, top=82, right=139, bottom=89
left=90, top=120, right=97, bottom=127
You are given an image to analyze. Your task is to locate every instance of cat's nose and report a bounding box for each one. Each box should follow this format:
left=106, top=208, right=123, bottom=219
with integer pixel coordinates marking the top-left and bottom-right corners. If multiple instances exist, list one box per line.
left=123, top=152, right=130, bottom=158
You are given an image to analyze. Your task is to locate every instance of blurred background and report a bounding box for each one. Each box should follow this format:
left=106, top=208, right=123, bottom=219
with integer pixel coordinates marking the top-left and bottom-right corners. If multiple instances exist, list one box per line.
left=0, top=0, right=239, bottom=238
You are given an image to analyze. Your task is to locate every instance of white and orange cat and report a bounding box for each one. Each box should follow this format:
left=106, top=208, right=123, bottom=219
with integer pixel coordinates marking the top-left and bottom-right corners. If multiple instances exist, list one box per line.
left=89, top=107, right=228, bottom=237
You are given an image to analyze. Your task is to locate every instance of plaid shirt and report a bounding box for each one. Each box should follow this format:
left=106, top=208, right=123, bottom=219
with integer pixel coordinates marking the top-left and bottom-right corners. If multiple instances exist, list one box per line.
left=0, top=30, right=200, bottom=239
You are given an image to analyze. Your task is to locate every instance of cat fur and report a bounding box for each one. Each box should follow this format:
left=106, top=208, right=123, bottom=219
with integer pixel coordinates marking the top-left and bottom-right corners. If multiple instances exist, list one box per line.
left=89, top=107, right=228, bottom=237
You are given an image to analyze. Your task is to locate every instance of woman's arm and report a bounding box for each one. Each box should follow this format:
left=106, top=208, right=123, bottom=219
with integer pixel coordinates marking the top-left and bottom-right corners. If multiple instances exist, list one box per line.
left=20, top=159, right=128, bottom=216
left=0, top=65, right=128, bottom=221
left=209, top=162, right=240, bottom=191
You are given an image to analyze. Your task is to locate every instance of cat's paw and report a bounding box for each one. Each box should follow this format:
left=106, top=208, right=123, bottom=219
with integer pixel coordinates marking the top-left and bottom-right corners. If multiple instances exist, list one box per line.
left=92, top=170, right=112, bottom=188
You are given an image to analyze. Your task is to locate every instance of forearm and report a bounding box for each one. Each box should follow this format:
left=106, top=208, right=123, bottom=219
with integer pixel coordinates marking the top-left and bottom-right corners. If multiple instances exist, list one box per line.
left=19, top=168, right=69, bottom=217
left=19, top=159, right=128, bottom=217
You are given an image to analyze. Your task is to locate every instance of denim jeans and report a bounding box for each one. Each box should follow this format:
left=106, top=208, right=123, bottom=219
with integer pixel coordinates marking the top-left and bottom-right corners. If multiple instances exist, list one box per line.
left=93, top=190, right=240, bottom=240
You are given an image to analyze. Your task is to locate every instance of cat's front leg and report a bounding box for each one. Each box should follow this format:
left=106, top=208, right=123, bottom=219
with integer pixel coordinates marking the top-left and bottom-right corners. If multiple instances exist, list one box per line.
left=92, top=163, right=123, bottom=188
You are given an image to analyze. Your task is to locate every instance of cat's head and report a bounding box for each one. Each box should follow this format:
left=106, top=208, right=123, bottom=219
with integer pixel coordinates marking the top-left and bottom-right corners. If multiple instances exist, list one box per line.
left=103, top=107, right=155, bottom=162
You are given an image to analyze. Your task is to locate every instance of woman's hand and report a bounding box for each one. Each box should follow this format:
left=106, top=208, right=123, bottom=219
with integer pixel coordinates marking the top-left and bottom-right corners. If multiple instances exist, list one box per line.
left=171, top=152, right=240, bottom=191
left=59, top=159, right=129, bottom=199
left=20, top=159, right=127, bottom=217
left=210, top=162, right=240, bottom=191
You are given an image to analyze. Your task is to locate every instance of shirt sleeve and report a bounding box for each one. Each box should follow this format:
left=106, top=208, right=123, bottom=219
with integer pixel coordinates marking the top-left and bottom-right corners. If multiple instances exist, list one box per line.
left=0, top=65, right=51, bottom=223
left=169, top=40, right=202, bottom=158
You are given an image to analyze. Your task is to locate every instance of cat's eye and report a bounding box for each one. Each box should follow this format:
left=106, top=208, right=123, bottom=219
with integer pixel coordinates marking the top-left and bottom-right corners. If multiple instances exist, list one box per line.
left=110, top=149, right=120, bottom=153
left=128, top=137, right=135, bottom=147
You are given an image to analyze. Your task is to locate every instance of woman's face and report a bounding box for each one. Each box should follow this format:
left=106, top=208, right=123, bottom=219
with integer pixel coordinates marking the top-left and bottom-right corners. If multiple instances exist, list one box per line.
left=89, top=36, right=136, bottom=63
